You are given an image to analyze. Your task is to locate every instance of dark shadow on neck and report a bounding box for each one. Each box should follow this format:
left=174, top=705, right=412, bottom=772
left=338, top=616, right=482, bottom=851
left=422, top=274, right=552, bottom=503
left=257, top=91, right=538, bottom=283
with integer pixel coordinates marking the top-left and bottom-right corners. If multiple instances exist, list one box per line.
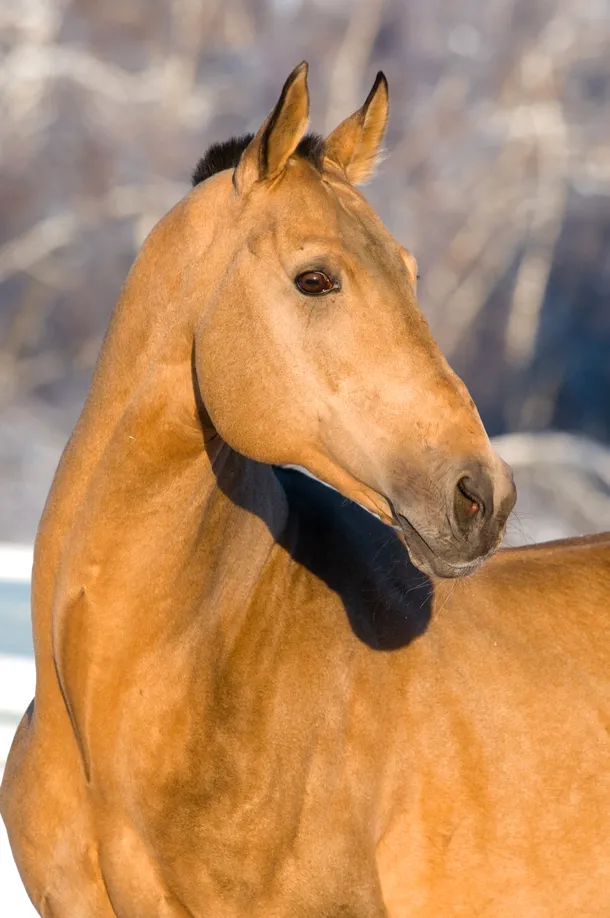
left=277, top=467, right=433, bottom=650
left=202, top=442, right=433, bottom=653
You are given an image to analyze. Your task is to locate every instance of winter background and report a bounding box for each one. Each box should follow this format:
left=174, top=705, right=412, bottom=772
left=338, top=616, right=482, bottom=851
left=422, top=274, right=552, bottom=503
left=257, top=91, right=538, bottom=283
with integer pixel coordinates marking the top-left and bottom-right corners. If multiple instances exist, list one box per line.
left=2, top=0, right=610, bottom=912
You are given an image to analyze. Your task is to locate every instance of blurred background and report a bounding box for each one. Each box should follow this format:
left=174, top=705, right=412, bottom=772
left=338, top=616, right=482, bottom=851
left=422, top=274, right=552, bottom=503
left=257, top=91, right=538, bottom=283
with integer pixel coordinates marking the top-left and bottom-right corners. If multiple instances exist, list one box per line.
left=2, top=0, right=610, bottom=544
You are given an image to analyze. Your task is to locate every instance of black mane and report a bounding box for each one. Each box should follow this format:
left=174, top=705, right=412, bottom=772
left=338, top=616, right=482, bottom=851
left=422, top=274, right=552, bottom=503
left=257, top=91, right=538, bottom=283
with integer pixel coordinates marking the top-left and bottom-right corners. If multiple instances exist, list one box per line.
left=192, top=132, right=325, bottom=187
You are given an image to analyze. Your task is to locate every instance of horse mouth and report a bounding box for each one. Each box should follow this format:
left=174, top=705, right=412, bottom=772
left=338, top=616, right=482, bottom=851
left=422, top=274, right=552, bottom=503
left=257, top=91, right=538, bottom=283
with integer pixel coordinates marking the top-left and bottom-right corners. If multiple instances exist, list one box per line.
left=391, top=508, right=486, bottom=580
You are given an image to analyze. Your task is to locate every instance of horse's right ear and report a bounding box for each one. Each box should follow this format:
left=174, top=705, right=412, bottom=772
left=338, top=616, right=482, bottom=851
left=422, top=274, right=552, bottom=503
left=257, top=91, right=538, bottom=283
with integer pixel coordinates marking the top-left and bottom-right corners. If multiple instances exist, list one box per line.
left=234, top=62, right=310, bottom=193
left=324, top=72, right=389, bottom=185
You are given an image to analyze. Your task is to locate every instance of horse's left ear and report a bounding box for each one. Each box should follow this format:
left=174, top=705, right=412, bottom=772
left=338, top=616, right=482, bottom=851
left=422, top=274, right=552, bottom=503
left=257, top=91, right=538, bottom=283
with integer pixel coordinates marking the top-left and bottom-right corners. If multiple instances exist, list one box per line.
left=324, top=72, right=389, bottom=185
left=234, top=62, right=310, bottom=192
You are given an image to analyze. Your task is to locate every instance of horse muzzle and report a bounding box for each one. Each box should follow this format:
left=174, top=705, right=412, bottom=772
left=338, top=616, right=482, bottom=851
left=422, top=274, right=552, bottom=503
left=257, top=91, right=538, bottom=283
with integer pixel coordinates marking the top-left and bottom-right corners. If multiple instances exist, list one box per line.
left=390, top=458, right=517, bottom=579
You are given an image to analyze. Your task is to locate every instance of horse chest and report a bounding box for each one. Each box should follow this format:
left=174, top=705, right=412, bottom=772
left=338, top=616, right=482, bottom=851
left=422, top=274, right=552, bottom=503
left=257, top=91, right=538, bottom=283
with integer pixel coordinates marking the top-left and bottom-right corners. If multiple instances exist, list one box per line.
left=89, top=629, right=390, bottom=917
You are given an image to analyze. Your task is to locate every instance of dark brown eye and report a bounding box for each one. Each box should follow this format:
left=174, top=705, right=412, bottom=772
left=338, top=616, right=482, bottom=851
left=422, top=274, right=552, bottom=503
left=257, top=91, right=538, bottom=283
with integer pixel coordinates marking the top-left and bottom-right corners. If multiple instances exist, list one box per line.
left=295, top=270, right=334, bottom=295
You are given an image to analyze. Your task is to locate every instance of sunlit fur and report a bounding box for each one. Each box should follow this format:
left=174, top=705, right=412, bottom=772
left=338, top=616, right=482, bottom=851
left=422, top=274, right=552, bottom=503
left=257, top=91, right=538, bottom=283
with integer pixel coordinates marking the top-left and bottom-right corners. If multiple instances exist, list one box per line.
left=2, top=63, right=610, bottom=917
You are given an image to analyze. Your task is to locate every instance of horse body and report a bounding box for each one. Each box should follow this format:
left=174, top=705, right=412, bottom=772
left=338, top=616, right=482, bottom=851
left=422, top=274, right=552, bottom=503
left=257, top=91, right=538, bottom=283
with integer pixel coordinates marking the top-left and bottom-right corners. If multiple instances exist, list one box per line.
left=2, top=63, right=610, bottom=916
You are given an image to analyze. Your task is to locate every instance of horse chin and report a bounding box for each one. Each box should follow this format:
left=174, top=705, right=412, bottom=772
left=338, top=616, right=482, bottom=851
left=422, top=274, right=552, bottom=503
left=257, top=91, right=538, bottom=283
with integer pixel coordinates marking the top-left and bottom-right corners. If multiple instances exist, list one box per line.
left=394, top=517, right=487, bottom=580
left=405, top=542, right=483, bottom=580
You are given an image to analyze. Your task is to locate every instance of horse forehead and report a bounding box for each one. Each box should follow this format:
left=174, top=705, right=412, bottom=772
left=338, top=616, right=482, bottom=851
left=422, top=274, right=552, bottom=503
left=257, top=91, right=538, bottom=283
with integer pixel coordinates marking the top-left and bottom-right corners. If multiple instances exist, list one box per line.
left=247, top=179, right=398, bottom=267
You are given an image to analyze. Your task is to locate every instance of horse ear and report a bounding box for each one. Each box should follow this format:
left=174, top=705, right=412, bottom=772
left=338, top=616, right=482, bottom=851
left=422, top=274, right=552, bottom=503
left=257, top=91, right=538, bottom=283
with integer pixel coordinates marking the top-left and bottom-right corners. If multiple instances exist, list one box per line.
left=324, top=72, right=389, bottom=185
left=234, top=62, right=310, bottom=192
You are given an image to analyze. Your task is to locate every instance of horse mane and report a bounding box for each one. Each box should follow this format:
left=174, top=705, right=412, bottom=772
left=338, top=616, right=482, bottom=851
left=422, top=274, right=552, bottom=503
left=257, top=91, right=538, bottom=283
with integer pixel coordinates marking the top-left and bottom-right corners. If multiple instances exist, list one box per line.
left=192, top=132, right=325, bottom=186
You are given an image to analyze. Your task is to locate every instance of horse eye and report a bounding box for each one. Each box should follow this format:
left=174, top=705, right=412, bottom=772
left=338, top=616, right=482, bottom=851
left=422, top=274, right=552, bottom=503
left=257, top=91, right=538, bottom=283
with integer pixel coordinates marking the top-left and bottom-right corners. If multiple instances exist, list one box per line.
left=295, top=270, right=334, bottom=296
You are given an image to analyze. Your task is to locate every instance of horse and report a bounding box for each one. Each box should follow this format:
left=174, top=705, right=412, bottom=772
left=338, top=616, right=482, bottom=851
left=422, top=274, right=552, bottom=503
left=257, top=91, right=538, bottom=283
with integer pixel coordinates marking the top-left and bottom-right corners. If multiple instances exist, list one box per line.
left=2, top=62, right=610, bottom=917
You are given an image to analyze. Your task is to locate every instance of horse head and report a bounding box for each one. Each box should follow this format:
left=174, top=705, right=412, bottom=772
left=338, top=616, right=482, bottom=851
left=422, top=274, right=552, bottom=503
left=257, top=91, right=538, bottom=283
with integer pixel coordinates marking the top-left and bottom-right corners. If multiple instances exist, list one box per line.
left=179, top=63, right=516, bottom=578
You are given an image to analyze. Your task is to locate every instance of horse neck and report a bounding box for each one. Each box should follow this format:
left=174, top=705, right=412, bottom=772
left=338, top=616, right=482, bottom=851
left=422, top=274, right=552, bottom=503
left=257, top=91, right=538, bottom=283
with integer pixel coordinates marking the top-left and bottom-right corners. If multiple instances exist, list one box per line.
left=35, top=207, right=287, bottom=627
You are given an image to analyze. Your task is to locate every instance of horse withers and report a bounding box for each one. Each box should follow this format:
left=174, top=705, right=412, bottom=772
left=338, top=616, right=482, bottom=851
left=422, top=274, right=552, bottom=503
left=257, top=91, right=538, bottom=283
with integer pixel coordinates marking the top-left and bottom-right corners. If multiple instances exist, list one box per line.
left=2, top=63, right=610, bottom=917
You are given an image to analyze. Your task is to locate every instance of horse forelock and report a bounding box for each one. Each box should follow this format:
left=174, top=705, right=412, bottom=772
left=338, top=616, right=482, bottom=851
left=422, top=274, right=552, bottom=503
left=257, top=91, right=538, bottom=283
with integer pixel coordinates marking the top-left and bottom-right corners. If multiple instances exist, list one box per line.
left=191, top=132, right=325, bottom=187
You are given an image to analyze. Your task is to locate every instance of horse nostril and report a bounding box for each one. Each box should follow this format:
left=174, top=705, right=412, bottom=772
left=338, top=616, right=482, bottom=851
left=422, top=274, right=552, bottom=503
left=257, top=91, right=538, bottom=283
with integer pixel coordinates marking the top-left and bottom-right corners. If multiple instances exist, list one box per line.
left=455, top=476, right=483, bottom=525
left=452, top=464, right=494, bottom=534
